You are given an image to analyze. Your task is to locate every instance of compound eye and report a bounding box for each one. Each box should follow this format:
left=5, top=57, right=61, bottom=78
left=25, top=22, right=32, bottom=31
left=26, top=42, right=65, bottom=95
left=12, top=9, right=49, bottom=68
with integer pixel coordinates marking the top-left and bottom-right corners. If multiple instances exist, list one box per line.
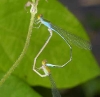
left=42, top=59, right=47, bottom=65
left=37, top=14, right=42, bottom=19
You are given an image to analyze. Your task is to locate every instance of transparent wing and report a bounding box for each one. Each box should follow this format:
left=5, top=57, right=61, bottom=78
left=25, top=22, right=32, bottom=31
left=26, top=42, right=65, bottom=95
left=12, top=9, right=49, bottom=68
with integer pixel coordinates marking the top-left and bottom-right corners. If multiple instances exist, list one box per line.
left=51, top=24, right=92, bottom=50
left=49, top=74, right=61, bottom=97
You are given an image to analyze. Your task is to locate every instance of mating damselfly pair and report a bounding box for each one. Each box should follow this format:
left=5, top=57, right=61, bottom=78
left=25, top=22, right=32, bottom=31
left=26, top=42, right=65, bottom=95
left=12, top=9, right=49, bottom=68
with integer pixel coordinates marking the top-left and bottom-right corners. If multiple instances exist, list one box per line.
left=33, top=14, right=91, bottom=73
left=33, top=14, right=91, bottom=97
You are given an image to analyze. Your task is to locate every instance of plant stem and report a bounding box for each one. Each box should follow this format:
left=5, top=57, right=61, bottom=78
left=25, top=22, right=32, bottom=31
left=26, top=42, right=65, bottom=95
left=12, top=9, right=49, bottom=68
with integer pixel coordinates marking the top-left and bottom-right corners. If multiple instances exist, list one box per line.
left=0, top=0, right=39, bottom=86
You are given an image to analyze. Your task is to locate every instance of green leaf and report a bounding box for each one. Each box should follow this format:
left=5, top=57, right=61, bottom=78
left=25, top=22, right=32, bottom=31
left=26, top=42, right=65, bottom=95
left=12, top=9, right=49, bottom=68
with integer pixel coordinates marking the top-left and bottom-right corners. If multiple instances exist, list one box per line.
left=0, top=0, right=99, bottom=89
left=0, top=71, right=41, bottom=97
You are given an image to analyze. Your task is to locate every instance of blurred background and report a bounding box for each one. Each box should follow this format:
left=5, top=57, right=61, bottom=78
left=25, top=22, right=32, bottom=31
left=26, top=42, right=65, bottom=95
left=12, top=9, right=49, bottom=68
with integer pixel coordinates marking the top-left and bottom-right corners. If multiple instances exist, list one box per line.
left=0, top=0, right=100, bottom=97
left=34, top=0, right=100, bottom=97
left=59, top=0, right=100, bottom=97
left=59, top=0, right=100, bottom=65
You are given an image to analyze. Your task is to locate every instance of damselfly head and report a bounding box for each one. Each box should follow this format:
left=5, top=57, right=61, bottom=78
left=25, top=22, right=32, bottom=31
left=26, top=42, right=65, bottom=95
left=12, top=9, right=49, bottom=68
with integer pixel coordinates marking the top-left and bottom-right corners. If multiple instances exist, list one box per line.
left=37, top=14, right=42, bottom=19
left=42, top=59, right=47, bottom=66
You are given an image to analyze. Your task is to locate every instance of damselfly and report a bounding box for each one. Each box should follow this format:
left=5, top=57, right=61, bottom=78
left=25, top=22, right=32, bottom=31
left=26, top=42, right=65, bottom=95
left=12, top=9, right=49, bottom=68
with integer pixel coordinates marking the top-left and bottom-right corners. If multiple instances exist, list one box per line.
left=33, top=14, right=91, bottom=75
left=38, top=60, right=61, bottom=97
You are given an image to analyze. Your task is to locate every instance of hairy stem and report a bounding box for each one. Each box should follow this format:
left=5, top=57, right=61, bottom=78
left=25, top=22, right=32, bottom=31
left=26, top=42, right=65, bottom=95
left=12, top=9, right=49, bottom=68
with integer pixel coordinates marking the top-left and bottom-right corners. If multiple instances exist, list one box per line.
left=0, top=0, right=39, bottom=86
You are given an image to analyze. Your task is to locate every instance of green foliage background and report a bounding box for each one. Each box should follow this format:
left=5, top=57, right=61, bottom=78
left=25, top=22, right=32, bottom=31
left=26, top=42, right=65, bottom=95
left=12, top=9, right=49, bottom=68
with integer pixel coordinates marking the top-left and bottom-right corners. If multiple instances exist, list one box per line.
left=0, top=0, right=99, bottom=96
left=0, top=72, right=41, bottom=97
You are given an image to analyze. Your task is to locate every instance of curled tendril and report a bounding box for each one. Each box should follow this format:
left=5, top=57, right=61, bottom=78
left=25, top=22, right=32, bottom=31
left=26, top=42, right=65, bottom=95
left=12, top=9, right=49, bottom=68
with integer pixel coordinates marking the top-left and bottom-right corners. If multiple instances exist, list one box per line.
left=24, top=1, right=37, bottom=13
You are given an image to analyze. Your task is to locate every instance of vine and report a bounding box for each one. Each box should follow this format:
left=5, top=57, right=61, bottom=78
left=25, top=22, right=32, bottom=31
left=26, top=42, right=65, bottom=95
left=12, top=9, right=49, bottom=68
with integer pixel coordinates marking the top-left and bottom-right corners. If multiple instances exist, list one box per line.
left=0, top=0, right=40, bottom=86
